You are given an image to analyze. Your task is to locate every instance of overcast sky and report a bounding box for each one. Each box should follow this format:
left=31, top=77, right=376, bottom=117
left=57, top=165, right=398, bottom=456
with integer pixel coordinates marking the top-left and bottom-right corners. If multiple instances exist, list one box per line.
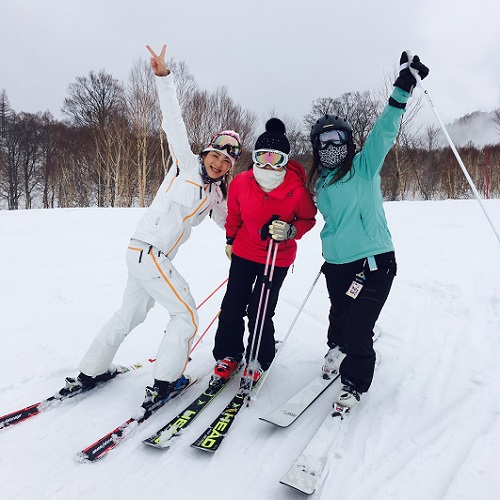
left=2, top=0, right=500, bottom=133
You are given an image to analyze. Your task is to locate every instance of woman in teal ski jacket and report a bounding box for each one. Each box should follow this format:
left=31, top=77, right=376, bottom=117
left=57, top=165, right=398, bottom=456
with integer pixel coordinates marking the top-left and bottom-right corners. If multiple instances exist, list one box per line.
left=307, top=51, right=429, bottom=410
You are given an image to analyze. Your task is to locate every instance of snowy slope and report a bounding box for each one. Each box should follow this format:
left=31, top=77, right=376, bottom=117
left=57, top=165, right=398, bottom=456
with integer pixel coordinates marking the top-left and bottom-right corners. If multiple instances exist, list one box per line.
left=1, top=200, right=500, bottom=500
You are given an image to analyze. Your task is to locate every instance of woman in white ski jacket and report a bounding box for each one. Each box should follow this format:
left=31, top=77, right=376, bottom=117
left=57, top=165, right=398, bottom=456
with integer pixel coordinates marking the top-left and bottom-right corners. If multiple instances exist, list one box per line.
left=62, top=44, right=242, bottom=409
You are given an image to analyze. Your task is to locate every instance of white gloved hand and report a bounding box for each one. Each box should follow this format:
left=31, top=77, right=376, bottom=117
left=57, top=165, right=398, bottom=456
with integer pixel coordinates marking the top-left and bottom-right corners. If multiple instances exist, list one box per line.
left=268, top=220, right=297, bottom=241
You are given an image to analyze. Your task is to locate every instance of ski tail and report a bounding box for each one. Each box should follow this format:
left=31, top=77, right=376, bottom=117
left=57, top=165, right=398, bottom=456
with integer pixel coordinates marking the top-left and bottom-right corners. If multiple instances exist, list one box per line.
left=190, top=392, right=246, bottom=453
left=0, top=359, right=156, bottom=431
left=143, top=376, right=233, bottom=449
left=78, top=377, right=197, bottom=462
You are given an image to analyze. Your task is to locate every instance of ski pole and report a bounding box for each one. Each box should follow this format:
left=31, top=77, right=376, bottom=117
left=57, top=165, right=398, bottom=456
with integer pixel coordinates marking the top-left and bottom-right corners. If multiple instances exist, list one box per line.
left=250, top=240, right=279, bottom=373
left=196, top=278, right=228, bottom=310
left=244, top=239, right=279, bottom=397
left=189, top=310, right=221, bottom=354
left=184, top=279, right=228, bottom=357
left=409, top=56, right=500, bottom=246
left=253, top=269, right=322, bottom=397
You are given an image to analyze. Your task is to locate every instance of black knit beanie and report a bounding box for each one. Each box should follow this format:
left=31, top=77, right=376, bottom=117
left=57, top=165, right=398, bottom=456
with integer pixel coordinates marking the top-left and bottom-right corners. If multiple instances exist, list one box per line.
left=254, top=118, right=290, bottom=154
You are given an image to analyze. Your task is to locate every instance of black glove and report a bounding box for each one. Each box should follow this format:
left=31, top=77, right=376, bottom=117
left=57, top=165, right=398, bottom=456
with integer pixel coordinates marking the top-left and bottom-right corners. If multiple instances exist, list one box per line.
left=394, top=51, right=429, bottom=94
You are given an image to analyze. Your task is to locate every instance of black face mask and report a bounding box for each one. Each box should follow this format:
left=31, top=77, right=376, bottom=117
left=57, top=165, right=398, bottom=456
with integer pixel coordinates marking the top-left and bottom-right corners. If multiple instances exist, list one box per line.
left=318, top=143, right=348, bottom=170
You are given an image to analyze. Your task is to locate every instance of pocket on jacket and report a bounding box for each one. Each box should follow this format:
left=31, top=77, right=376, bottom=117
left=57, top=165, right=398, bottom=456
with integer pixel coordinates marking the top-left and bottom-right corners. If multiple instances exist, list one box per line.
left=169, top=179, right=202, bottom=207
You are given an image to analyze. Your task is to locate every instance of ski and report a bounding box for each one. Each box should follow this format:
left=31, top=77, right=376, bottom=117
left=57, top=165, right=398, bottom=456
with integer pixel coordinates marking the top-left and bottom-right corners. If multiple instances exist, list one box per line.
left=143, top=371, right=240, bottom=449
left=260, top=373, right=339, bottom=427
left=280, top=402, right=352, bottom=495
left=0, top=360, right=154, bottom=431
left=260, top=325, right=381, bottom=428
left=190, top=390, right=247, bottom=453
left=77, top=377, right=198, bottom=462
left=190, top=362, right=268, bottom=454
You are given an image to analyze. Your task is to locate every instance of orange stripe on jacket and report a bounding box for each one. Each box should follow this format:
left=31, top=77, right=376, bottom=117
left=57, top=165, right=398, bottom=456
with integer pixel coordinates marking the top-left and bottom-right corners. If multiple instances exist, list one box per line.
left=165, top=194, right=209, bottom=256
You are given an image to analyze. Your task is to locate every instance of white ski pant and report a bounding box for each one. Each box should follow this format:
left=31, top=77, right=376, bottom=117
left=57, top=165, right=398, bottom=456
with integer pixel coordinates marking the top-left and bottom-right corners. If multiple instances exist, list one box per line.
left=78, top=239, right=198, bottom=382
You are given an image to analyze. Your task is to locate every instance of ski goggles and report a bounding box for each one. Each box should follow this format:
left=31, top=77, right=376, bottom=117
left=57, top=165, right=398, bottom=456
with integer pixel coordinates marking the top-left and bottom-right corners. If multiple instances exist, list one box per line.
left=318, top=129, right=349, bottom=149
left=209, top=133, right=242, bottom=159
left=252, top=149, right=289, bottom=169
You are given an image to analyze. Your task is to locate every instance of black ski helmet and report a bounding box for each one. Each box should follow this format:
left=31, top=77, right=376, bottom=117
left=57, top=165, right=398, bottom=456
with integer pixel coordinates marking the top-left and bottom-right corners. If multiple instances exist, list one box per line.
left=310, top=115, right=353, bottom=147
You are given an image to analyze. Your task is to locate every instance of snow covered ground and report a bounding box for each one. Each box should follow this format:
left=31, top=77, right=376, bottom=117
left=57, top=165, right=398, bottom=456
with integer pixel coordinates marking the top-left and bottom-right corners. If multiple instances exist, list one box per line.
left=1, top=200, right=500, bottom=500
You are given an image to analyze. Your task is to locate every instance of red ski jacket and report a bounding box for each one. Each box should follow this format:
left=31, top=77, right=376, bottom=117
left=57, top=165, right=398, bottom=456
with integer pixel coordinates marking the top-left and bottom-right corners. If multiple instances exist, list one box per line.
left=226, top=159, right=317, bottom=267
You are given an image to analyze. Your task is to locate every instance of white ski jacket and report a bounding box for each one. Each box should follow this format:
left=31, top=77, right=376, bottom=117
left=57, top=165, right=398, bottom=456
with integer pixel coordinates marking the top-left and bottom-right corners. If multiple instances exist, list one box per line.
left=132, top=73, right=227, bottom=259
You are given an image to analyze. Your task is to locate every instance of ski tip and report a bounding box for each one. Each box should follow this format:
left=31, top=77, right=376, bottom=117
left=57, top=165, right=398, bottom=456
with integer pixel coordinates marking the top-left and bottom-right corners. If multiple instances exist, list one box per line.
left=190, top=443, right=217, bottom=453
left=258, top=416, right=288, bottom=427
left=259, top=417, right=290, bottom=429
left=279, top=479, right=315, bottom=495
left=76, top=449, right=107, bottom=463
left=142, top=438, right=169, bottom=450
left=75, top=451, right=92, bottom=463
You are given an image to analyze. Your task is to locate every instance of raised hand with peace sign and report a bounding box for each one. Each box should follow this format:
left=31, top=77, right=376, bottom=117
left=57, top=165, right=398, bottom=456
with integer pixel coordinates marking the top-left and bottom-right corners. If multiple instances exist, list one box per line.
left=146, top=44, right=169, bottom=77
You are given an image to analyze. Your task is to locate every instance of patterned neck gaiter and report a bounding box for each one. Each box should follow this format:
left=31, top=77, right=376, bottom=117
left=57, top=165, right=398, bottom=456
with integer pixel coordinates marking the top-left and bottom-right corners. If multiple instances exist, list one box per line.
left=318, top=143, right=348, bottom=170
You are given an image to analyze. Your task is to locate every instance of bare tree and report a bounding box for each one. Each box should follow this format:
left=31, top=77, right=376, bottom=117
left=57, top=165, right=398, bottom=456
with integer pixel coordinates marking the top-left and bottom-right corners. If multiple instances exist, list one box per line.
left=413, top=125, right=443, bottom=199
left=38, top=112, right=59, bottom=209
left=169, top=59, right=197, bottom=111
left=0, top=89, right=13, bottom=138
left=0, top=91, right=12, bottom=208
left=1, top=112, right=22, bottom=209
left=180, top=85, right=258, bottom=177
left=62, top=70, right=126, bottom=206
left=126, top=59, right=165, bottom=206
left=304, top=90, right=383, bottom=150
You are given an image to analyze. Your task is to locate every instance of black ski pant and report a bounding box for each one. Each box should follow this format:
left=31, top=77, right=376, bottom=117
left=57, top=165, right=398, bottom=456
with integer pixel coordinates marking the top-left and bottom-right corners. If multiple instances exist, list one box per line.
left=322, top=251, right=396, bottom=393
left=213, top=253, right=289, bottom=371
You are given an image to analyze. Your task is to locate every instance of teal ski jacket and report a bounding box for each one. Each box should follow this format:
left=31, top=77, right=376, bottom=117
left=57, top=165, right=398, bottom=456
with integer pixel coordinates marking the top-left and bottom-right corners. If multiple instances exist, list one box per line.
left=316, top=87, right=409, bottom=264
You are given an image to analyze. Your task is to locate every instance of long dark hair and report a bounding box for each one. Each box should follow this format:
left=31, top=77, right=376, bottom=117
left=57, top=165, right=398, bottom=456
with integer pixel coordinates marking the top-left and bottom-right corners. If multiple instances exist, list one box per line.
left=306, top=139, right=357, bottom=193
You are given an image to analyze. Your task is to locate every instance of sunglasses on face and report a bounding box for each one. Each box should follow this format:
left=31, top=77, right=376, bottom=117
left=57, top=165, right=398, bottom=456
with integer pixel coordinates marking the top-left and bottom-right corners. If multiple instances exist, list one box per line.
left=318, top=129, right=349, bottom=148
left=211, top=133, right=242, bottom=159
left=252, top=149, right=289, bottom=169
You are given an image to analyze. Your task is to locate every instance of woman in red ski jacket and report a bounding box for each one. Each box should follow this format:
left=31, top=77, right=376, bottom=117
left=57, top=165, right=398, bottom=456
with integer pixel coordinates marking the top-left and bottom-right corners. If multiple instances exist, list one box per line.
left=212, top=118, right=317, bottom=387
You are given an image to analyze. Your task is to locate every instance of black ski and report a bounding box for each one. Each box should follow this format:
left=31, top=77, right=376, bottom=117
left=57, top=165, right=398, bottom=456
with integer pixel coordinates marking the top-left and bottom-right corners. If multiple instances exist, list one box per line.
left=190, top=370, right=264, bottom=454
left=143, top=374, right=238, bottom=449
left=190, top=391, right=247, bottom=453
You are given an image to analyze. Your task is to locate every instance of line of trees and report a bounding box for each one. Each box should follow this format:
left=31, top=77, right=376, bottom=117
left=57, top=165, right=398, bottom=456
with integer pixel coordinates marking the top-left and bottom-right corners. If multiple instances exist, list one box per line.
left=1, top=59, right=499, bottom=210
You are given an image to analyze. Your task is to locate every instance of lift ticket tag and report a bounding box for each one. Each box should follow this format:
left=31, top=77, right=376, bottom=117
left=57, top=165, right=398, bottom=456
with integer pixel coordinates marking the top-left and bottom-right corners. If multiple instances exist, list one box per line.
left=346, top=271, right=365, bottom=299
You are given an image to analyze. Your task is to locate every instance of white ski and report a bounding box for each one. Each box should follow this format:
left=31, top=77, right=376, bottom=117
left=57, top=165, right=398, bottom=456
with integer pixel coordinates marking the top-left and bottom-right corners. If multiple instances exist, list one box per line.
left=259, top=374, right=338, bottom=427
left=260, top=325, right=381, bottom=428
left=279, top=403, right=350, bottom=495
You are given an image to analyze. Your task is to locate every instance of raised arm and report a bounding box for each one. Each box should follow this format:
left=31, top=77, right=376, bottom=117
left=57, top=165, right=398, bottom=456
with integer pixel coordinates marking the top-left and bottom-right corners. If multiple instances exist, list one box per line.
left=146, top=44, right=195, bottom=170
left=358, top=51, right=429, bottom=179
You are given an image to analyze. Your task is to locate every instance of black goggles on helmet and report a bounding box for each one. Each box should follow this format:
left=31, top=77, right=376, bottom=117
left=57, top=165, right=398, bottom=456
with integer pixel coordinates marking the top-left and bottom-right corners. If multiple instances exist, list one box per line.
left=317, top=129, right=349, bottom=149
left=210, top=133, right=242, bottom=159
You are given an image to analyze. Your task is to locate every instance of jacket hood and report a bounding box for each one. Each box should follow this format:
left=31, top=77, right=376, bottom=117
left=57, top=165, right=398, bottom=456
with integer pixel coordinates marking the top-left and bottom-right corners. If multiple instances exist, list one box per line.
left=286, top=159, right=307, bottom=185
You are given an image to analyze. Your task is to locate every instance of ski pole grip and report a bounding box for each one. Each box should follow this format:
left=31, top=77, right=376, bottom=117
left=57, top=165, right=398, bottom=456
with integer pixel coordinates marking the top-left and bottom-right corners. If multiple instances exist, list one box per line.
left=260, top=214, right=281, bottom=241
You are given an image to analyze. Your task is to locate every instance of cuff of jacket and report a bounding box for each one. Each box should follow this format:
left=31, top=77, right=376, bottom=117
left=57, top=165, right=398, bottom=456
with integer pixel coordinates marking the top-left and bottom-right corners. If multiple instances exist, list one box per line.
left=388, top=87, right=410, bottom=109
left=226, top=236, right=235, bottom=245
